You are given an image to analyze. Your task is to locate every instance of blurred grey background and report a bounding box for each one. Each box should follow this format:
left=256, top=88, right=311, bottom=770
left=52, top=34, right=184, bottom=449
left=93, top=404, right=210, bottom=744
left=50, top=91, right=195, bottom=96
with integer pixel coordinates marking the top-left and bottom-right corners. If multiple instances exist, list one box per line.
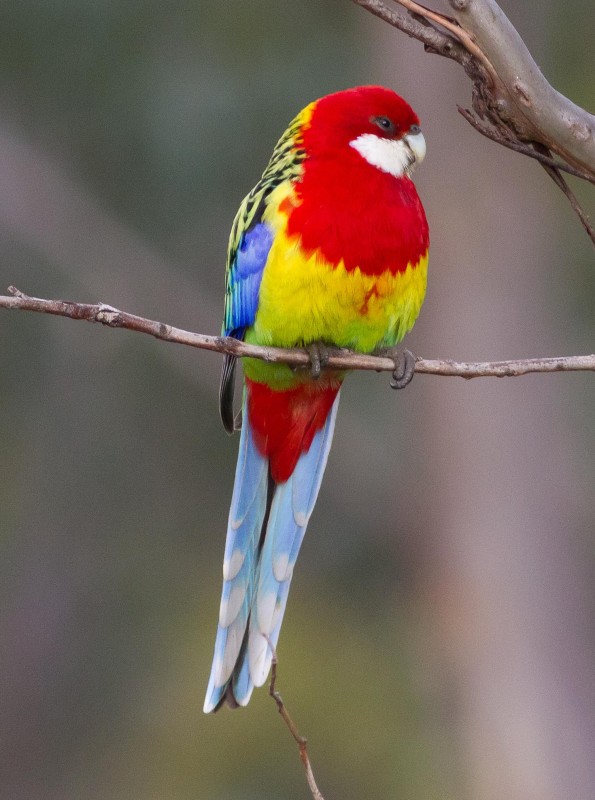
left=0, top=2, right=593, bottom=799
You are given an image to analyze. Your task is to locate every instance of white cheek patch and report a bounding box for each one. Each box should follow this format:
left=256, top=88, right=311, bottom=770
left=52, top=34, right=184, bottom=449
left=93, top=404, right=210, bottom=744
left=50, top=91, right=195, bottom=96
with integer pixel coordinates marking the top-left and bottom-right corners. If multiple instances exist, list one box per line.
left=350, top=133, right=415, bottom=178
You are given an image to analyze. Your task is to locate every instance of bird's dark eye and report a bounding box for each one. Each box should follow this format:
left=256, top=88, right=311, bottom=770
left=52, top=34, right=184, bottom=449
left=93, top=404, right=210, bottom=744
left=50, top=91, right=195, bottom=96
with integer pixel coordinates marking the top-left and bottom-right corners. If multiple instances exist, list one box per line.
left=371, top=115, right=397, bottom=135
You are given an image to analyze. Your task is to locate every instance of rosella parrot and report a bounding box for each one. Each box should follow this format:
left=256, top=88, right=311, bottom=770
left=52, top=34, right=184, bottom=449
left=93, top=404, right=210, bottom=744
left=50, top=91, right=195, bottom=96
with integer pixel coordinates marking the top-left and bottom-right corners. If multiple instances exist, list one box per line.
left=204, top=86, right=429, bottom=712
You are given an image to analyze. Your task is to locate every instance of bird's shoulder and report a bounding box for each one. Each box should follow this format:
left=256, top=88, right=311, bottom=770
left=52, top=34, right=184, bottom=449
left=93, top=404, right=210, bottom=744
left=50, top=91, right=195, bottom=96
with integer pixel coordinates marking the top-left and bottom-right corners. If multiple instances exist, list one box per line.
left=227, top=109, right=308, bottom=269
left=219, top=110, right=311, bottom=431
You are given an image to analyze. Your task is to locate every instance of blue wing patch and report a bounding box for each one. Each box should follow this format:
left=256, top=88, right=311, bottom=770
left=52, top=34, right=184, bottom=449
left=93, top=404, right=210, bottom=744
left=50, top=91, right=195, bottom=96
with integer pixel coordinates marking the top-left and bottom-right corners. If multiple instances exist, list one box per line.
left=224, top=222, right=273, bottom=337
left=220, top=220, right=273, bottom=432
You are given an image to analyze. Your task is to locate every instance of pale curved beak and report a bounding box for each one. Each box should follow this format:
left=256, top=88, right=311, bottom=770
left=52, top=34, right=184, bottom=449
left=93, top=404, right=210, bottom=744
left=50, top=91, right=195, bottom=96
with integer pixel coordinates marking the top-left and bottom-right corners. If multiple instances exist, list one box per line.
left=403, top=130, right=426, bottom=167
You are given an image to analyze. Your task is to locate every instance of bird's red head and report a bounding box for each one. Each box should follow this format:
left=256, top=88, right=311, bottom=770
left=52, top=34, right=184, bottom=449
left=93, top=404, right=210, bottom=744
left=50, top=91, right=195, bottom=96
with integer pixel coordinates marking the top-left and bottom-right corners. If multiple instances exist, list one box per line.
left=301, top=85, right=425, bottom=178
left=286, top=86, right=428, bottom=275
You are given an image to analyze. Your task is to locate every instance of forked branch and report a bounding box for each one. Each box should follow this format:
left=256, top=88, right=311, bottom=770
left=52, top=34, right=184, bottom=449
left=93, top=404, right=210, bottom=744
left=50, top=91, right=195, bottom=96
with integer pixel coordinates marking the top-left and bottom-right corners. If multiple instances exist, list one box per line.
left=352, top=0, right=595, bottom=244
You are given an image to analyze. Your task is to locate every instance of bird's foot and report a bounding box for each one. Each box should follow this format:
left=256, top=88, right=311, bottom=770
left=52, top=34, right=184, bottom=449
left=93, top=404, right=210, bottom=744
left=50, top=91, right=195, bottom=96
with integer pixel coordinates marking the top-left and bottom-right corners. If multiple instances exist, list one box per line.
left=306, top=342, right=330, bottom=379
left=377, top=347, right=417, bottom=389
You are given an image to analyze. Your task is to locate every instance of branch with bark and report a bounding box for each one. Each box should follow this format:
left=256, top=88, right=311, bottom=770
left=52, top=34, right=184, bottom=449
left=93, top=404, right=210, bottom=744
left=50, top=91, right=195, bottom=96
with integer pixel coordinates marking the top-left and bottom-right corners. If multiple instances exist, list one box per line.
left=2, top=288, right=593, bottom=380
left=267, top=643, right=326, bottom=800
left=352, top=0, right=595, bottom=244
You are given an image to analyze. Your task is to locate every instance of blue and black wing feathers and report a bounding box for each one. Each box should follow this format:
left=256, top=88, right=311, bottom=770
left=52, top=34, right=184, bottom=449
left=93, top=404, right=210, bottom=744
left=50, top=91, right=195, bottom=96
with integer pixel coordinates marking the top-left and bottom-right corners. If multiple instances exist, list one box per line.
left=219, top=113, right=307, bottom=432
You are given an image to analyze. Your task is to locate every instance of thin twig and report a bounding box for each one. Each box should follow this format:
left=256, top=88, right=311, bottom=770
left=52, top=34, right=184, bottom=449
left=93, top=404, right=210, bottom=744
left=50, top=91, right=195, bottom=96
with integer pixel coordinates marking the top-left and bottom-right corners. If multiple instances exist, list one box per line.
left=1, top=288, right=594, bottom=379
left=458, top=107, right=595, bottom=245
left=539, top=161, right=595, bottom=247
left=350, top=0, right=472, bottom=66
left=267, top=640, right=325, bottom=800
left=458, top=107, right=595, bottom=185
left=392, top=0, right=494, bottom=72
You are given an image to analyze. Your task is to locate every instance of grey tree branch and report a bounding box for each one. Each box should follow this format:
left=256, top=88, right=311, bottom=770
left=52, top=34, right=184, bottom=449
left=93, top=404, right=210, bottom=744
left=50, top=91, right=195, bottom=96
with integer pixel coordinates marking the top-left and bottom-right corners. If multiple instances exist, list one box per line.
left=447, top=0, right=595, bottom=175
left=2, top=288, right=594, bottom=379
left=352, top=0, right=595, bottom=244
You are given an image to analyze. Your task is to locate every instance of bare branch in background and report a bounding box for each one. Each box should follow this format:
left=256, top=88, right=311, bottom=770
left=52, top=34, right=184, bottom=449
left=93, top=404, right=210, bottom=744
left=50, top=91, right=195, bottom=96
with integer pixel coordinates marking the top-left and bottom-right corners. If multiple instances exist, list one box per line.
left=2, top=288, right=594, bottom=379
left=352, top=0, right=595, bottom=244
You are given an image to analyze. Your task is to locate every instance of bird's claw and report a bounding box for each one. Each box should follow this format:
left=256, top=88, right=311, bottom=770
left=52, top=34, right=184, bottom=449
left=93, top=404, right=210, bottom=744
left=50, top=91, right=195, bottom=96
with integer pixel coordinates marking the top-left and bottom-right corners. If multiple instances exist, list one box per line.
left=385, top=348, right=416, bottom=389
left=306, top=342, right=330, bottom=379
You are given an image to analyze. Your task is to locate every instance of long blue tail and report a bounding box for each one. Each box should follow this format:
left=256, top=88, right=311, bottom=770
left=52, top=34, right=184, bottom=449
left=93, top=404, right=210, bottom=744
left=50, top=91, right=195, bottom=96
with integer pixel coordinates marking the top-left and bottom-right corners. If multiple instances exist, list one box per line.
left=203, top=391, right=340, bottom=712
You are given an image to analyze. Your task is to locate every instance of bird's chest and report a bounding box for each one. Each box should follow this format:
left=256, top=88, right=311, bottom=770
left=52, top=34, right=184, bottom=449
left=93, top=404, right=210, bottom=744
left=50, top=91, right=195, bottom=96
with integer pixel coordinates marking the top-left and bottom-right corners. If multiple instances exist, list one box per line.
left=250, top=181, right=428, bottom=353
left=251, top=230, right=426, bottom=353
